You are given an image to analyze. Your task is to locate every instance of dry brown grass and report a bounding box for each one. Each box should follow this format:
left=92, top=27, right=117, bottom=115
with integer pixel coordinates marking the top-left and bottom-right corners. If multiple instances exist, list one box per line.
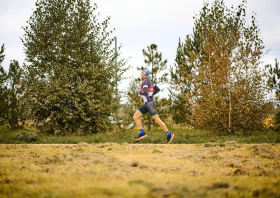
left=0, top=142, right=280, bottom=198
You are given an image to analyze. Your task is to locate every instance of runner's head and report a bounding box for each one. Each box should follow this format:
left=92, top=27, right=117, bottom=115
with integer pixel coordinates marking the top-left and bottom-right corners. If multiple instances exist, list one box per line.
left=141, top=68, right=150, bottom=79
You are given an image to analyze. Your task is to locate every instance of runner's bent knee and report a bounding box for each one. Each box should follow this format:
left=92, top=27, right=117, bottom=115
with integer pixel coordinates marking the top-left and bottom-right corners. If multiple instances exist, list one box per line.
left=133, top=111, right=141, bottom=120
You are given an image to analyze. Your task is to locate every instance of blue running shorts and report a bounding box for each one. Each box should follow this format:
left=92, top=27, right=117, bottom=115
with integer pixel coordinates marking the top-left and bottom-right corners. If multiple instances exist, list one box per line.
left=137, top=102, right=158, bottom=118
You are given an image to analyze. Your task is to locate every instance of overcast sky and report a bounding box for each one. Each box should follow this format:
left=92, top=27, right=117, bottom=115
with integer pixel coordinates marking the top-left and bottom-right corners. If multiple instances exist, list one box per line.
left=1, top=0, right=280, bottom=93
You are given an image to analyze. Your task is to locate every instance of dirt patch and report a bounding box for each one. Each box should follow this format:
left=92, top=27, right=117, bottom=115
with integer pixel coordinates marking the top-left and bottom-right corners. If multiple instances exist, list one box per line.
left=233, top=168, right=247, bottom=176
left=148, top=184, right=188, bottom=198
left=207, top=182, right=230, bottom=190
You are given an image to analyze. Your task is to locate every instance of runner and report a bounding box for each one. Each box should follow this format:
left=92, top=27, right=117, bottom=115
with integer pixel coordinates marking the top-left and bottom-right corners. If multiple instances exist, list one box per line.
left=133, top=68, right=174, bottom=144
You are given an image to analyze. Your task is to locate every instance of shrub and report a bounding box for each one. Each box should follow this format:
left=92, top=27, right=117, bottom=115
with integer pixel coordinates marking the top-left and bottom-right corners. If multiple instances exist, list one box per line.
left=14, top=131, right=37, bottom=142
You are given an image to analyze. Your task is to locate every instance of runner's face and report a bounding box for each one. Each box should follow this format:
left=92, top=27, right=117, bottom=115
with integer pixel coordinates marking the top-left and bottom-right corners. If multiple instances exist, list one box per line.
left=141, top=73, right=146, bottom=79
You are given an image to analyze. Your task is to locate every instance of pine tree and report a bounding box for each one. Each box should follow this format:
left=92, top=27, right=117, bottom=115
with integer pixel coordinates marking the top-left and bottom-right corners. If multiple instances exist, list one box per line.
left=169, top=38, right=195, bottom=124
left=21, top=0, right=126, bottom=134
left=0, top=44, right=8, bottom=124
left=7, top=60, right=23, bottom=129
left=142, top=44, right=168, bottom=84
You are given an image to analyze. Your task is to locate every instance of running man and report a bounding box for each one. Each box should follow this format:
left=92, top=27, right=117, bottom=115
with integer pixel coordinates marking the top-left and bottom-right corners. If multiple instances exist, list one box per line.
left=133, top=68, right=174, bottom=144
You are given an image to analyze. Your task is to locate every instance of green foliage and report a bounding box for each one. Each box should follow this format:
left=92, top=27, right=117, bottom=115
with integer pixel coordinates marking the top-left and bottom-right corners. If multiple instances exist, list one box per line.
left=0, top=45, right=23, bottom=129
left=169, top=38, right=194, bottom=124
left=266, top=59, right=280, bottom=98
left=14, top=131, right=38, bottom=142
left=7, top=60, right=24, bottom=129
left=274, top=111, right=280, bottom=125
left=153, top=97, right=172, bottom=125
left=268, top=110, right=280, bottom=132
left=21, top=0, right=126, bottom=134
left=1, top=125, right=280, bottom=144
left=0, top=44, right=4, bottom=63
left=0, top=44, right=8, bottom=122
left=170, top=0, right=273, bottom=133
left=122, top=77, right=143, bottom=127
left=142, top=43, right=168, bottom=84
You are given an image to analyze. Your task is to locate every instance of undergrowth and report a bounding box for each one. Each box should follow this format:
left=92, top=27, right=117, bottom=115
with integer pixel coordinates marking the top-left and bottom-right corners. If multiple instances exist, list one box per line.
left=0, top=125, right=279, bottom=144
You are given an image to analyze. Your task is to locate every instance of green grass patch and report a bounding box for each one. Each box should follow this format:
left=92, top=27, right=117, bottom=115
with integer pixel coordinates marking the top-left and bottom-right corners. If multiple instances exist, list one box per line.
left=0, top=125, right=280, bottom=144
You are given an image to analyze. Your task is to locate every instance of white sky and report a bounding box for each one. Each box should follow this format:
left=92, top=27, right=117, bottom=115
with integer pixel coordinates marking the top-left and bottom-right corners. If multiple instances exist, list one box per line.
left=1, top=0, right=280, bottom=96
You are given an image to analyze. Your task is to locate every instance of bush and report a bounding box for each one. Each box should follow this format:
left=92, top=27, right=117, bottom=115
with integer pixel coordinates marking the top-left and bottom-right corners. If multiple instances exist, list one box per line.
left=14, top=131, right=37, bottom=142
left=0, top=117, right=6, bottom=125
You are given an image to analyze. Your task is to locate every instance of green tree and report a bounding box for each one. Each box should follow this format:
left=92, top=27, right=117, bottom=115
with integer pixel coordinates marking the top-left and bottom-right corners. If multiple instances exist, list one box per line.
left=7, top=60, right=23, bottom=129
left=174, top=0, right=273, bottom=133
left=266, top=59, right=280, bottom=97
left=169, top=38, right=196, bottom=124
left=142, top=44, right=168, bottom=84
left=21, top=0, right=126, bottom=134
left=266, top=58, right=280, bottom=127
left=0, top=44, right=8, bottom=124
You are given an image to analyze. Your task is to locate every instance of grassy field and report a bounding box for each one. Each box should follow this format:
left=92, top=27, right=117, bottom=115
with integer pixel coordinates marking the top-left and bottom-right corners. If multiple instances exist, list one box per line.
left=1, top=142, right=280, bottom=198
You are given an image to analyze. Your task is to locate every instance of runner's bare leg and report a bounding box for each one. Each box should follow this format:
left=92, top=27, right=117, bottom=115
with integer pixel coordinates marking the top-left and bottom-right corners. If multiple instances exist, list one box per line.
left=153, top=116, right=168, bottom=132
left=133, top=111, right=143, bottom=130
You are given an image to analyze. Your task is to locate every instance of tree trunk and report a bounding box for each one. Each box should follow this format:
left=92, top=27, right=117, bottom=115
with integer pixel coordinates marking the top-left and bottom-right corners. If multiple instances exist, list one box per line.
left=148, top=52, right=154, bottom=132
left=227, top=57, right=232, bottom=133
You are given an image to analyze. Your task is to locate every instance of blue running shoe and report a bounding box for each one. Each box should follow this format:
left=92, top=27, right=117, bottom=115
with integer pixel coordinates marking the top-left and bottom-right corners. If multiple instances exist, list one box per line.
left=167, top=133, right=174, bottom=144
left=135, top=133, right=147, bottom=140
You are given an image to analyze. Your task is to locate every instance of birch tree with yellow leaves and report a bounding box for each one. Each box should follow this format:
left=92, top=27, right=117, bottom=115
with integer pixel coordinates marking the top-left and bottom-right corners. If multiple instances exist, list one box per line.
left=170, top=0, right=273, bottom=133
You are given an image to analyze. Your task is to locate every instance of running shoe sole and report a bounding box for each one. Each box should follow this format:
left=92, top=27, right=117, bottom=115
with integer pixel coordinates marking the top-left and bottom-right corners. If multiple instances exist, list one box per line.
left=167, top=134, right=175, bottom=144
left=135, top=134, right=147, bottom=140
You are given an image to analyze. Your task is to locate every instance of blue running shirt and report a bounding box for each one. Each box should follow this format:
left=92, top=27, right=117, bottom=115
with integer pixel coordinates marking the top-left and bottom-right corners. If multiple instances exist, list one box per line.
left=140, top=77, right=160, bottom=103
